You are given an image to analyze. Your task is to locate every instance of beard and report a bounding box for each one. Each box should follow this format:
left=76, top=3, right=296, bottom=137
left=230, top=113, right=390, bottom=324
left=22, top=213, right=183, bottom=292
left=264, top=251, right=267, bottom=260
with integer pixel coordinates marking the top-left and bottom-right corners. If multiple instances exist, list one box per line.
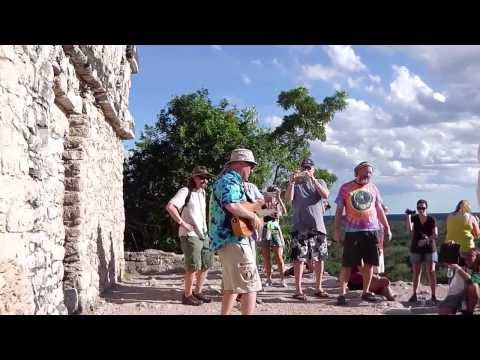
left=357, top=176, right=370, bottom=185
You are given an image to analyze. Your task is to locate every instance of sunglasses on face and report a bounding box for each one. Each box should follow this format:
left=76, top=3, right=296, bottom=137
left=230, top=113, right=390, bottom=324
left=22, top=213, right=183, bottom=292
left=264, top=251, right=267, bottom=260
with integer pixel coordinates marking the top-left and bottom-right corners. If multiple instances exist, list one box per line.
left=417, top=206, right=426, bottom=210
left=198, top=176, right=209, bottom=180
left=302, top=166, right=312, bottom=171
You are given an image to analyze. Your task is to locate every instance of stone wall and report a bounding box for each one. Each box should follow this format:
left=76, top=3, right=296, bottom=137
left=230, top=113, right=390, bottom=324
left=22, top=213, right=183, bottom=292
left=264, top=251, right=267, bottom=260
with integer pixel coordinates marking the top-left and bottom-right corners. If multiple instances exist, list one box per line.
left=125, top=250, right=185, bottom=275
left=0, top=45, right=138, bottom=314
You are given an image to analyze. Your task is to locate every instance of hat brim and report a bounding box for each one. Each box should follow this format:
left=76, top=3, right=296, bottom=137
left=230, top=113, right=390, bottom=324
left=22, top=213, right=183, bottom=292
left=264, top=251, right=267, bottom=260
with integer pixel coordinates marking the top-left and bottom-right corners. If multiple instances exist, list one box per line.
left=225, top=160, right=258, bottom=167
left=191, top=172, right=215, bottom=178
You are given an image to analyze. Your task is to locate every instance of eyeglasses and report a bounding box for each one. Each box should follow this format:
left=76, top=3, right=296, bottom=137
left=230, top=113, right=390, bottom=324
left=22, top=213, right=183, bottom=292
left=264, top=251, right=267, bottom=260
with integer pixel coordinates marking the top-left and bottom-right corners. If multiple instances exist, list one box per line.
left=417, top=207, right=426, bottom=210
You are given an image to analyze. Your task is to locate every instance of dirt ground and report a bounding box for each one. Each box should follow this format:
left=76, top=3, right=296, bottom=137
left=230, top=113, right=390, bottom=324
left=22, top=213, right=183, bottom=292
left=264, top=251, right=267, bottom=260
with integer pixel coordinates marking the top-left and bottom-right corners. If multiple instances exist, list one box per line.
left=94, top=264, right=455, bottom=315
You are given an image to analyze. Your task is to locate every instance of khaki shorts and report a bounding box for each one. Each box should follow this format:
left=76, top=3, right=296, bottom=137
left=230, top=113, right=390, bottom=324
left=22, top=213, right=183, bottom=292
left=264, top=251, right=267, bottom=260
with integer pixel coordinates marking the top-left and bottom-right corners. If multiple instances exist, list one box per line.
left=218, top=242, right=262, bottom=294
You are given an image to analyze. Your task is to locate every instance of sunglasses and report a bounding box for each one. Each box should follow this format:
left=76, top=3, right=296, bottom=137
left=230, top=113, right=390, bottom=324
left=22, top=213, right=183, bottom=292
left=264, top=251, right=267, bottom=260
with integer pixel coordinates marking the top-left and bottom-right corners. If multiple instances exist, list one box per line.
left=198, top=176, right=209, bottom=180
left=302, top=166, right=312, bottom=171
left=417, top=206, right=426, bottom=210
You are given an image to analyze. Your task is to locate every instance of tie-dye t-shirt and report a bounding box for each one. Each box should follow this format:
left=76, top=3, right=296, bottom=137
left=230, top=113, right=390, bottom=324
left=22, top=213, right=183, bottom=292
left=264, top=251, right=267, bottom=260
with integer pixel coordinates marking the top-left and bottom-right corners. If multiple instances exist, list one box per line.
left=209, top=169, right=249, bottom=252
left=335, top=181, right=383, bottom=232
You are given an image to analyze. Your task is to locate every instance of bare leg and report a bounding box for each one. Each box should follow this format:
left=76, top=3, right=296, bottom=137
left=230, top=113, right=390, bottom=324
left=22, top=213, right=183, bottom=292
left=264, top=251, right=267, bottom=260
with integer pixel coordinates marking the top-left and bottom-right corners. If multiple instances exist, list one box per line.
left=466, top=284, right=479, bottom=312
left=184, top=271, right=195, bottom=297
left=261, top=247, right=272, bottom=282
left=339, top=267, right=351, bottom=296
left=314, top=259, right=325, bottom=292
left=425, top=261, right=437, bottom=299
left=294, top=261, right=304, bottom=294
left=412, top=263, right=422, bottom=297
left=239, top=292, right=257, bottom=315
left=362, top=264, right=374, bottom=295
left=272, top=246, right=285, bottom=281
left=221, top=290, right=237, bottom=315
left=194, top=269, right=208, bottom=294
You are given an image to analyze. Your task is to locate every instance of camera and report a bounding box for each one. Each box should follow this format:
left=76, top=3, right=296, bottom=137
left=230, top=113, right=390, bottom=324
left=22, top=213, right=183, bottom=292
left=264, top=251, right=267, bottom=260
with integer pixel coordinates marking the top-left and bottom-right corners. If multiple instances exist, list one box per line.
left=405, top=208, right=416, bottom=215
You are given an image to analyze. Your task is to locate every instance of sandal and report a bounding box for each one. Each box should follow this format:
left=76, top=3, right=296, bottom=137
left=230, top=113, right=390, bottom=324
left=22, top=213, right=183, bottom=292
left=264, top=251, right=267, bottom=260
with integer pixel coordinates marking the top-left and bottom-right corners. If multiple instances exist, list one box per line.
left=361, top=292, right=379, bottom=302
left=314, top=290, right=330, bottom=299
left=408, top=294, right=418, bottom=303
left=293, top=293, right=308, bottom=301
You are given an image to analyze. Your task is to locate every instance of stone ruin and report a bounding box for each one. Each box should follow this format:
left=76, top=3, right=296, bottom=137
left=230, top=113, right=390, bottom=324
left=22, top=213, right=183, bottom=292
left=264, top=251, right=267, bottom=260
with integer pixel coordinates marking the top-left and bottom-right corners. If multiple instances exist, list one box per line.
left=0, top=45, right=139, bottom=314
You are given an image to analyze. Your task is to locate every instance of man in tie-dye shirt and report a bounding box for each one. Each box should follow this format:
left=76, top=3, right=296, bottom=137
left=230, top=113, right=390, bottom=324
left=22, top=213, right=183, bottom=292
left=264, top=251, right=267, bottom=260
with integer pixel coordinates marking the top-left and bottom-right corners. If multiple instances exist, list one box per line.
left=333, top=161, right=392, bottom=306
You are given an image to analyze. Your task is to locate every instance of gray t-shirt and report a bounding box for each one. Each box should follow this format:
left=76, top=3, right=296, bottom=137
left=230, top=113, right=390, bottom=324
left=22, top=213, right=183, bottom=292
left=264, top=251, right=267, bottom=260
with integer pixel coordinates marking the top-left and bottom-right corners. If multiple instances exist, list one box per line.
left=292, top=178, right=327, bottom=234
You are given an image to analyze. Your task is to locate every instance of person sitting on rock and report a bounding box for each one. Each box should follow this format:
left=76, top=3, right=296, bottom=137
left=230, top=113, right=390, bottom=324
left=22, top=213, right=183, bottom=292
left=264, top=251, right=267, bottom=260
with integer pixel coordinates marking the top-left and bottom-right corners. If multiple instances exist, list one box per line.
left=347, top=264, right=396, bottom=301
left=439, top=248, right=480, bottom=315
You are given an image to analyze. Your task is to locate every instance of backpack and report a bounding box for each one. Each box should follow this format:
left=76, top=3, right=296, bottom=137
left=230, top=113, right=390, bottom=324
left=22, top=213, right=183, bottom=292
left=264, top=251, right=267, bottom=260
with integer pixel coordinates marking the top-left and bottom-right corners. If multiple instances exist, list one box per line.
left=167, top=188, right=192, bottom=235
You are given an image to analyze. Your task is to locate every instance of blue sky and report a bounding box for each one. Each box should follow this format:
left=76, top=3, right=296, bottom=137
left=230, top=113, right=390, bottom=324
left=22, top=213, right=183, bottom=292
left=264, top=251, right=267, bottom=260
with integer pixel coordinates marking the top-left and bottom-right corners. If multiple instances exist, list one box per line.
left=126, top=45, right=480, bottom=214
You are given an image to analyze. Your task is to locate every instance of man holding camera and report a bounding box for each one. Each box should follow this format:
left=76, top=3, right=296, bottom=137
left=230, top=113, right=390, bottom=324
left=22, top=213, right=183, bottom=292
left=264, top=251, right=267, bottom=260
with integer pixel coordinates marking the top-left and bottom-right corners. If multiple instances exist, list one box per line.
left=285, top=158, right=330, bottom=301
left=333, top=161, right=392, bottom=305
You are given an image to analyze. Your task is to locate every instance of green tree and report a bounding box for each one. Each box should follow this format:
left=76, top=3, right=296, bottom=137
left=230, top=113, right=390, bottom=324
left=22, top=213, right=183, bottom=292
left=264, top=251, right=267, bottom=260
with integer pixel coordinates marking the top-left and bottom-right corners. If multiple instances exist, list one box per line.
left=269, top=87, right=347, bottom=186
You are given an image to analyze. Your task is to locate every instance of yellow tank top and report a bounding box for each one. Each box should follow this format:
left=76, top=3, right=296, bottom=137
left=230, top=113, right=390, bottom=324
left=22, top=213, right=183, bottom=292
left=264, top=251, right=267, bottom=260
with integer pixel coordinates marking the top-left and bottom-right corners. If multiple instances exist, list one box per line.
left=446, top=213, right=475, bottom=252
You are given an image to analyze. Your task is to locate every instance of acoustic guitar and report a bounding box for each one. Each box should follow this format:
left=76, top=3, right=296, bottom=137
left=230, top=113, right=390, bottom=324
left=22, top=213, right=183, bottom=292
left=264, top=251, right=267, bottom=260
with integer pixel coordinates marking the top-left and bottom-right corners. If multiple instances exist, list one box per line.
left=231, top=201, right=277, bottom=237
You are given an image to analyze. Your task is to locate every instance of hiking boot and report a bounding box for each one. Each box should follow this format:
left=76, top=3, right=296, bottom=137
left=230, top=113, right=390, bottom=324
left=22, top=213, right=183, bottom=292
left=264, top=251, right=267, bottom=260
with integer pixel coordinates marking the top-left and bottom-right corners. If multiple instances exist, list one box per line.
left=336, top=295, right=347, bottom=306
left=193, top=292, right=212, bottom=303
left=408, top=294, right=418, bottom=303
left=182, top=294, right=202, bottom=306
left=361, top=292, right=380, bottom=302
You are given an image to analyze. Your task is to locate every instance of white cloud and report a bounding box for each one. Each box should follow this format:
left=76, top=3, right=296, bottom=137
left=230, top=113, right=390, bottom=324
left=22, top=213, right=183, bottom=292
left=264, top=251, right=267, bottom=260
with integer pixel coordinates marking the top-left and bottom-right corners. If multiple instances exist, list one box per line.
left=324, top=45, right=367, bottom=72
left=241, top=74, right=251, bottom=85
left=347, top=77, right=364, bottom=89
left=250, top=59, right=262, bottom=66
left=386, top=65, right=447, bottom=110
left=263, top=115, right=283, bottom=129
left=368, top=74, right=381, bottom=83
left=302, top=64, right=337, bottom=81
left=272, top=58, right=288, bottom=74
left=433, top=92, right=446, bottom=103
left=210, top=45, right=222, bottom=51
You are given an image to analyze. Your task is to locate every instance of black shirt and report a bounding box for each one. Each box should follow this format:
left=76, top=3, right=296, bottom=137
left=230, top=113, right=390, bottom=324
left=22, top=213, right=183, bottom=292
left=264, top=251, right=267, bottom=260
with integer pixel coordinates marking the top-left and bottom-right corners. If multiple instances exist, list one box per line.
left=410, top=214, right=437, bottom=254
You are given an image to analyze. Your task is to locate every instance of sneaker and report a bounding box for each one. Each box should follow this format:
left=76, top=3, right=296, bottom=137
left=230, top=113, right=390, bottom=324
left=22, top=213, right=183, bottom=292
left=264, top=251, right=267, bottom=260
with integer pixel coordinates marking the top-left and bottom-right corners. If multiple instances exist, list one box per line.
left=408, top=294, right=418, bottom=303
left=256, top=298, right=263, bottom=305
left=430, top=295, right=438, bottom=305
left=280, top=280, right=288, bottom=288
left=182, top=294, right=202, bottom=306
left=193, top=292, right=212, bottom=303
left=264, top=279, right=273, bottom=287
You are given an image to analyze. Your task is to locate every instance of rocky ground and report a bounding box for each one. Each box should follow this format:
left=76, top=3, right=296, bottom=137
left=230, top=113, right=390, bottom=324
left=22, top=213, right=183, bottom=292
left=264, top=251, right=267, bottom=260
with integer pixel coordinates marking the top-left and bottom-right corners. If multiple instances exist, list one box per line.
left=94, top=263, right=463, bottom=315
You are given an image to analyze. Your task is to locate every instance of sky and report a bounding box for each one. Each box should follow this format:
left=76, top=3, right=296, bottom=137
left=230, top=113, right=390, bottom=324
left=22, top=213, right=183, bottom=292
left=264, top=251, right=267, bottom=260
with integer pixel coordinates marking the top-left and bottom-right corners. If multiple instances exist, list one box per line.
left=125, top=45, right=480, bottom=214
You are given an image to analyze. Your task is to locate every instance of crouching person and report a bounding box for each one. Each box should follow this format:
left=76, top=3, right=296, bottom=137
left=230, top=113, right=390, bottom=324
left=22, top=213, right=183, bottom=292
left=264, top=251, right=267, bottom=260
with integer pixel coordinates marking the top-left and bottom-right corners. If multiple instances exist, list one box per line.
left=439, top=248, right=480, bottom=315
left=166, top=166, right=214, bottom=306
